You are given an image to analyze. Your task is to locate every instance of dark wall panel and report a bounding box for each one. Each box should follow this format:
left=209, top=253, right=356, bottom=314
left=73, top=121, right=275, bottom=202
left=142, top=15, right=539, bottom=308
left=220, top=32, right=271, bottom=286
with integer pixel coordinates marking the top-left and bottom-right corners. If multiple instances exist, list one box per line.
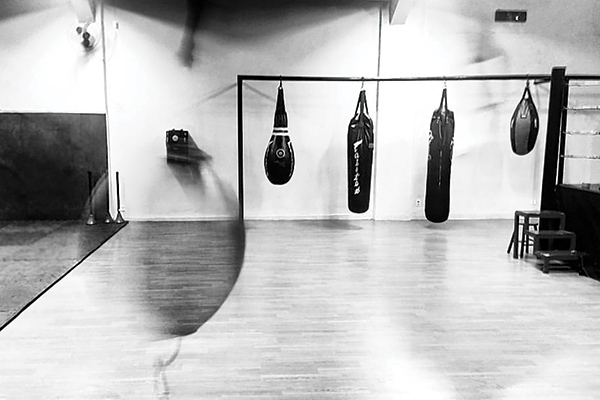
left=0, top=113, right=108, bottom=220
left=557, top=184, right=600, bottom=281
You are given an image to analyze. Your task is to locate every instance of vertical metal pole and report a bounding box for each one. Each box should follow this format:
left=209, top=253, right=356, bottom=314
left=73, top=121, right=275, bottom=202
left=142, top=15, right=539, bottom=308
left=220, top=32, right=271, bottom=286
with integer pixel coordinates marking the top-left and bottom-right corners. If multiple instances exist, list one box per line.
left=86, top=171, right=96, bottom=225
left=540, top=66, right=566, bottom=210
left=114, top=171, right=125, bottom=223
left=556, top=82, right=569, bottom=185
left=116, top=171, right=121, bottom=209
left=237, top=75, right=245, bottom=221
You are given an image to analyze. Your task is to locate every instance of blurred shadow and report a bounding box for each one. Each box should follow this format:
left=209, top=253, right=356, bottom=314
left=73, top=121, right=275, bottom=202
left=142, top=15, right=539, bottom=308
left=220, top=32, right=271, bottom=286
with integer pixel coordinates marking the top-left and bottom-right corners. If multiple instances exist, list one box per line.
left=166, top=130, right=213, bottom=190
left=81, top=170, right=111, bottom=223
left=125, top=157, right=244, bottom=397
left=0, top=0, right=64, bottom=21
left=108, top=0, right=366, bottom=67
left=178, top=0, right=208, bottom=67
left=135, top=220, right=246, bottom=339
left=117, top=218, right=245, bottom=399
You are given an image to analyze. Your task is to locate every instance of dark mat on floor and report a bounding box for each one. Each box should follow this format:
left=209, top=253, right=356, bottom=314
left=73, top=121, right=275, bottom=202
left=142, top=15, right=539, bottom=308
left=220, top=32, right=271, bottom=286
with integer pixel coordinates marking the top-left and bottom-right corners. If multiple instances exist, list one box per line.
left=0, top=221, right=127, bottom=330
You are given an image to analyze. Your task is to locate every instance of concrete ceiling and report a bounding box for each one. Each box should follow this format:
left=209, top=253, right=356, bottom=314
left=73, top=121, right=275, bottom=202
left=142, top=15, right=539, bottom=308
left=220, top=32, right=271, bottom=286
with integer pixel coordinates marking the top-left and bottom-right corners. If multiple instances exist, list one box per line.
left=0, top=0, right=416, bottom=26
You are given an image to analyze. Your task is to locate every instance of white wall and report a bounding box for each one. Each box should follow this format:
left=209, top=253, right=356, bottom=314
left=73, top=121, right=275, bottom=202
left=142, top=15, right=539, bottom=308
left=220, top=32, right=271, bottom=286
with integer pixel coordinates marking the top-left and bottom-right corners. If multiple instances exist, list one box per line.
left=375, top=0, right=600, bottom=220
left=0, top=4, right=104, bottom=113
left=1, top=0, right=600, bottom=220
left=104, top=2, right=381, bottom=220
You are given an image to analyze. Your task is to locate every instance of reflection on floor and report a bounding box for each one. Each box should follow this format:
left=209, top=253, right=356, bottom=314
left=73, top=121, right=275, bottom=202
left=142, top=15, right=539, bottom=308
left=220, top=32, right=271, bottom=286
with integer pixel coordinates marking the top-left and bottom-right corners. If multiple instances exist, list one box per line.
left=1, top=219, right=600, bottom=400
left=0, top=220, right=127, bottom=330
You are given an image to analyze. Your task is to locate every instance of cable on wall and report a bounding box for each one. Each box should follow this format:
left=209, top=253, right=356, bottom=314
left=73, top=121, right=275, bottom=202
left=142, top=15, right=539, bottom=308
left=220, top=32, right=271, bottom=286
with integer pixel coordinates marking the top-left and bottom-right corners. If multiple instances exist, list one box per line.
left=371, top=4, right=384, bottom=220
left=100, top=0, right=115, bottom=218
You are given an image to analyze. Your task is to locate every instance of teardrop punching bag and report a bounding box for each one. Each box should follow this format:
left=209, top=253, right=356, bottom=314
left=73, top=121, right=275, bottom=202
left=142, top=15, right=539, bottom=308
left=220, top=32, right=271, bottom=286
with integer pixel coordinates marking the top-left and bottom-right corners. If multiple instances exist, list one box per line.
left=347, top=89, right=374, bottom=214
left=264, top=82, right=295, bottom=185
left=425, top=87, right=454, bottom=223
left=510, top=81, right=539, bottom=156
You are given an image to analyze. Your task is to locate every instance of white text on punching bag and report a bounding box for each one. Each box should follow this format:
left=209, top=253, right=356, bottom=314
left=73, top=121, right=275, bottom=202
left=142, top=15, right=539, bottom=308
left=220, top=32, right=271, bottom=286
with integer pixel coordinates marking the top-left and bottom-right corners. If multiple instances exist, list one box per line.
left=353, top=140, right=363, bottom=195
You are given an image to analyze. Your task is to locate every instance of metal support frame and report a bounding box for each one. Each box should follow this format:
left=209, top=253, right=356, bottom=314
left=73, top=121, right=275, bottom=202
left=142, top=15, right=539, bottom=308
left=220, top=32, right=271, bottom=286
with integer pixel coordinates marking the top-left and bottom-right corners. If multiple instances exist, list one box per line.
left=541, top=68, right=600, bottom=210
left=237, top=73, right=554, bottom=221
left=557, top=72, right=570, bottom=187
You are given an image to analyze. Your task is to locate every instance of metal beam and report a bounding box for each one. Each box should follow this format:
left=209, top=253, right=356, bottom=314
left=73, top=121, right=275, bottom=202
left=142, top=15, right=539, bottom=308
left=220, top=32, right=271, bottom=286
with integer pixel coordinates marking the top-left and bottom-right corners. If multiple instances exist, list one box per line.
left=540, top=66, right=567, bottom=210
left=389, top=0, right=417, bottom=25
left=69, top=0, right=96, bottom=23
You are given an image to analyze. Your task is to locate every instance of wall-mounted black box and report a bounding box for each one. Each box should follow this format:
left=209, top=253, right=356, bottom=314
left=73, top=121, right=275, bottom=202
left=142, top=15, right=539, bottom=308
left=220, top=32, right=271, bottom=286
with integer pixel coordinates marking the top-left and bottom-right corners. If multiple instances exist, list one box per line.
left=495, top=10, right=527, bottom=23
left=166, top=129, right=189, bottom=163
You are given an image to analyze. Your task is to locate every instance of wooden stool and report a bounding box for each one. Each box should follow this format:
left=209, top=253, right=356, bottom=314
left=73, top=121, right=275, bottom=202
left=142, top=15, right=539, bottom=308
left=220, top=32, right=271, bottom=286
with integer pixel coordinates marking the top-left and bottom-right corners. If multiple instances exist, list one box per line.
left=508, top=210, right=540, bottom=259
left=520, top=210, right=567, bottom=258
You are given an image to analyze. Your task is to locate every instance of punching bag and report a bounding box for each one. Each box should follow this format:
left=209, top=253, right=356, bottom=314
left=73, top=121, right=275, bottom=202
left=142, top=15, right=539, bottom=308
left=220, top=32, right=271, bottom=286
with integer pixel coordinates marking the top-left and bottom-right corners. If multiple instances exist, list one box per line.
left=347, top=89, right=374, bottom=214
left=264, top=82, right=295, bottom=185
left=510, top=81, right=539, bottom=156
left=425, top=87, right=454, bottom=223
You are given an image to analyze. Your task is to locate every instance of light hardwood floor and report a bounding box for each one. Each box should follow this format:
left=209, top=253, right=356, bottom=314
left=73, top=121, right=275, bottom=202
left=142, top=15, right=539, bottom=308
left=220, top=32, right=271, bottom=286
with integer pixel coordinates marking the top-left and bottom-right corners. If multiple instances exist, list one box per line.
left=1, top=219, right=600, bottom=400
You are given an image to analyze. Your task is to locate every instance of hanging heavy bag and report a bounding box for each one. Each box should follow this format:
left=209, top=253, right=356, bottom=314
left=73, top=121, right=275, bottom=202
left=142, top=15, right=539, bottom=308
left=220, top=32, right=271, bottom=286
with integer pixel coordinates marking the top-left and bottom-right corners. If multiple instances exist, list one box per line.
left=347, top=89, right=374, bottom=214
left=510, top=81, right=539, bottom=156
left=264, top=82, right=295, bottom=185
left=425, top=87, right=455, bottom=223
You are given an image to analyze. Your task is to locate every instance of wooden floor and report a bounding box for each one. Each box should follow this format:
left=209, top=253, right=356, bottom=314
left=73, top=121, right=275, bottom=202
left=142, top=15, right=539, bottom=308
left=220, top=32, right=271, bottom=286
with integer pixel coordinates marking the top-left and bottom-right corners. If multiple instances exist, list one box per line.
left=1, top=219, right=600, bottom=400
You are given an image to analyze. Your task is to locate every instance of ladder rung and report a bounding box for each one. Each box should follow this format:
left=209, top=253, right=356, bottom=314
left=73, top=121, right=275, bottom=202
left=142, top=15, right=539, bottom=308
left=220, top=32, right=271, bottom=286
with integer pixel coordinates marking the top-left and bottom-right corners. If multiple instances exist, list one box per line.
left=562, top=154, right=600, bottom=160
left=565, top=130, right=600, bottom=136
left=568, top=82, right=600, bottom=87
left=565, top=106, right=600, bottom=111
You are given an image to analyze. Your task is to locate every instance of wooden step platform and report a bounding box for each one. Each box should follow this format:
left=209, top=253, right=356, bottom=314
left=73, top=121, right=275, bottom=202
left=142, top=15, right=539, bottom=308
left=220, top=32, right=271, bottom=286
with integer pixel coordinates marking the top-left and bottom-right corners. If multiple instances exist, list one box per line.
left=525, top=229, right=576, bottom=257
left=534, top=249, right=585, bottom=274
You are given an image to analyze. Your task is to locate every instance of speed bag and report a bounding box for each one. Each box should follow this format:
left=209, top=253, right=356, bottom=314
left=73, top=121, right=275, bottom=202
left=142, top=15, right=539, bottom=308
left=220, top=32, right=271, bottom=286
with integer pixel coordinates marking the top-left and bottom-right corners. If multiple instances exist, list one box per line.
left=510, top=83, right=539, bottom=156
left=265, top=83, right=295, bottom=185
left=425, top=88, right=455, bottom=223
left=347, top=89, right=374, bottom=214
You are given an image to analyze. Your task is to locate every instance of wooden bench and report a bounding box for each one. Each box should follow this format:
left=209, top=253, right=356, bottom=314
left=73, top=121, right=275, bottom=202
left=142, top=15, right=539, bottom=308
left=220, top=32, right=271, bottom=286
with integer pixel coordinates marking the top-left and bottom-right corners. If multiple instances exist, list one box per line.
left=534, top=249, right=585, bottom=274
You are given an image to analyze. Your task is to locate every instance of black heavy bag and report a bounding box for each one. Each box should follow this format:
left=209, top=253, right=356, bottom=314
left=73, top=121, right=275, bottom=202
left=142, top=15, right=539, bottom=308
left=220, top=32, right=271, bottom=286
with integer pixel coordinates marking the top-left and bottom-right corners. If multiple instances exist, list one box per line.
left=347, top=89, right=374, bottom=214
left=425, top=88, right=454, bottom=223
left=510, top=81, right=539, bottom=155
left=264, top=82, right=295, bottom=185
